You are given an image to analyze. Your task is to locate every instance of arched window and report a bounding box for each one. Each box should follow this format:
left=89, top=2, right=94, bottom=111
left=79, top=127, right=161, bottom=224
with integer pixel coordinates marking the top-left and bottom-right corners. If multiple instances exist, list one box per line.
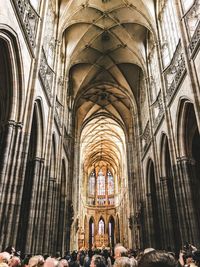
left=43, top=0, right=56, bottom=67
left=88, top=168, right=115, bottom=206
left=98, top=219, right=105, bottom=234
left=158, top=0, right=180, bottom=67
left=89, top=172, right=95, bottom=195
left=108, top=171, right=114, bottom=195
left=97, top=169, right=105, bottom=195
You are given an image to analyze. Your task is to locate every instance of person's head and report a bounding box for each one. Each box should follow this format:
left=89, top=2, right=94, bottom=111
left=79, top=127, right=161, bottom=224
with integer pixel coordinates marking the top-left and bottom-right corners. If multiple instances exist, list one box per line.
left=9, top=256, right=21, bottom=267
left=0, top=252, right=11, bottom=264
left=90, top=255, right=106, bottom=267
left=44, top=258, right=59, bottom=267
left=4, top=246, right=16, bottom=256
left=143, top=249, right=155, bottom=255
left=114, top=257, right=132, bottom=267
left=138, top=251, right=176, bottom=267
left=185, top=253, right=193, bottom=265
left=28, top=255, right=45, bottom=267
left=114, top=246, right=128, bottom=259
left=59, top=259, right=68, bottom=267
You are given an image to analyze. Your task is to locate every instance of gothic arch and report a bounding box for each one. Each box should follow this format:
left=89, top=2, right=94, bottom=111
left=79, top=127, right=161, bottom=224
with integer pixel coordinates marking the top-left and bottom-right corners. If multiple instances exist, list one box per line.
left=98, top=216, right=105, bottom=234
left=146, top=158, right=161, bottom=249
left=160, top=133, right=180, bottom=251
left=176, top=99, right=200, bottom=237
left=176, top=98, right=199, bottom=157
left=116, top=214, right=120, bottom=243
left=108, top=215, right=115, bottom=248
left=0, top=27, right=23, bottom=121
left=0, top=28, right=24, bottom=171
left=34, top=98, right=45, bottom=157
left=17, top=99, right=44, bottom=252
left=89, top=216, right=95, bottom=248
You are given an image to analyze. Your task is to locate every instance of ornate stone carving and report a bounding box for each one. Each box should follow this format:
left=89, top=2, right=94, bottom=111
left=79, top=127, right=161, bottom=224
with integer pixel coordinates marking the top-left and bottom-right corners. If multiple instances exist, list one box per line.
left=185, top=0, right=200, bottom=38
left=54, top=108, right=62, bottom=128
left=189, top=21, right=200, bottom=56
left=141, top=121, right=151, bottom=153
left=39, top=48, right=54, bottom=102
left=55, top=98, right=63, bottom=129
left=152, top=90, right=164, bottom=129
left=14, top=0, right=39, bottom=47
left=164, top=42, right=186, bottom=101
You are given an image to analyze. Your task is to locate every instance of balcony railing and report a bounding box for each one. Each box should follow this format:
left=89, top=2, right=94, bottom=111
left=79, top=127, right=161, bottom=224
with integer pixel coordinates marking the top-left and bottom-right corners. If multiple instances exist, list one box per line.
left=13, top=0, right=39, bottom=48
left=164, top=42, right=186, bottom=102
left=39, top=48, right=54, bottom=102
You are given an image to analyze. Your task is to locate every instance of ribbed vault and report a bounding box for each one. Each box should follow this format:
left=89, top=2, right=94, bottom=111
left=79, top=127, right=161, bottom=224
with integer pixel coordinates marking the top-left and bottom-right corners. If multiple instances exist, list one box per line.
left=59, top=0, right=155, bottom=195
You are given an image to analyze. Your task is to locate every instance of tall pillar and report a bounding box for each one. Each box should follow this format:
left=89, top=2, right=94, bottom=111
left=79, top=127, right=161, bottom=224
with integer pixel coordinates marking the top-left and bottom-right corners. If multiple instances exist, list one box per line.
left=174, top=157, right=200, bottom=247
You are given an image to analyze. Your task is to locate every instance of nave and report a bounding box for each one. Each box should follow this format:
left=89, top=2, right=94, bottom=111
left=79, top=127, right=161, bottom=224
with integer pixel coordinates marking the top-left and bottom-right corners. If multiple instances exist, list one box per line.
left=0, top=0, right=200, bottom=256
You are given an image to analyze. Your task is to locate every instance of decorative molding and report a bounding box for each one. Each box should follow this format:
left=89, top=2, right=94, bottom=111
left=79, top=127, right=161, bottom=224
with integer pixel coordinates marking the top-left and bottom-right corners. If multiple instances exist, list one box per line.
left=39, top=48, right=54, bottom=103
left=151, top=91, right=164, bottom=129
left=164, top=42, right=186, bottom=102
left=141, top=121, right=151, bottom=153
left=54, top=106, right=62, bottom=129
left=185, top=0, right=200, bottom=38
left=189, top=20, right=200, bottom=57
left=13, top=0, right=39, bottom=48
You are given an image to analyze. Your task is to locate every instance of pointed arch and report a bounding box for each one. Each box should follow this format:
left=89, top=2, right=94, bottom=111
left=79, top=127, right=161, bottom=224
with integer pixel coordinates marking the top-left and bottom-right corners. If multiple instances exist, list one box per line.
left=160, top=133, right=181, bottom=251
left=176, top=99, right=200, bottom=237
left=98, top=216, right=105, bottom=235
left=17, top=99, right=44, bottom=252
left=116, top=214, right=120, bottom=243
left=89, top=216, right=95, bottom=249
left=0, top=27, right=23, bottom=122
left=108, top=215, right=115, bottom=248
left=176, top=98, right=199, bottom=157
left=0, top=28, right=24, bottom=170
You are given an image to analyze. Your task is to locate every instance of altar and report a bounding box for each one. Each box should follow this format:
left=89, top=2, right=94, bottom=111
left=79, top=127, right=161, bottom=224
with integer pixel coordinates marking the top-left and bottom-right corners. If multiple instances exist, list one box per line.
left=95, top=233, right=109, bottom=248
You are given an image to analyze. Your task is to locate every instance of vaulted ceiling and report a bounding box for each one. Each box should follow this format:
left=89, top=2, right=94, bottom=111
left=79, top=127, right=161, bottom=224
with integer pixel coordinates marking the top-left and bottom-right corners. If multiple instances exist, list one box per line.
left=59, top=0, right=155, bottom=174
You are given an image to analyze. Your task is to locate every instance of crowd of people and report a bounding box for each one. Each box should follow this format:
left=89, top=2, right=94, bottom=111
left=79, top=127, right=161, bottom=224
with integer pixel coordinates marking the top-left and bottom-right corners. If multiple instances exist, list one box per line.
left=1, top=244, right=200, bottom=267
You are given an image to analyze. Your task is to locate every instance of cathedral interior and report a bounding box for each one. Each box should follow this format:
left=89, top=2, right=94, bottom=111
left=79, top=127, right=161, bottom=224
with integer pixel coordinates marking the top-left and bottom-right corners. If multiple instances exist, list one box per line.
left=0, top=0, right=200, bottom=255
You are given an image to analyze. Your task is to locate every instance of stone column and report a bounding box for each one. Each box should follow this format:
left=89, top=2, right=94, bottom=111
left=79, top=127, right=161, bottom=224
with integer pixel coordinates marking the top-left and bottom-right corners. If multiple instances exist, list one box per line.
left=0, top=121, right=23, bottom=250
left=160, top=177, right=174, bottom=249
left=174, top=156, right=200, bottom=246
left=22, top=157, right=44, bottom=253
left=43, top=176, right=56, bottom=254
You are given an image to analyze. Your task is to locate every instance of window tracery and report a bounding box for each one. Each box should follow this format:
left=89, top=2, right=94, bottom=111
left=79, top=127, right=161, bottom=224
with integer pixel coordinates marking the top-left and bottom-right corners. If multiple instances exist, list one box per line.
left=98, top=219, right=105, bottom=234
left=158, top=0, right=180, bottom=67
left=88, top=168, right=115, bottom=206
left=43, top=0, right=56, bottom=68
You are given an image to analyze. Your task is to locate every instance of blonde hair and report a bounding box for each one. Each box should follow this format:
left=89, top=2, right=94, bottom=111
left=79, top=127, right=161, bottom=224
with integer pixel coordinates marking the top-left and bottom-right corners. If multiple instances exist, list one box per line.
left=114, top=257, right=132, bottom=267
left=28, top=255, right=44, bottom=267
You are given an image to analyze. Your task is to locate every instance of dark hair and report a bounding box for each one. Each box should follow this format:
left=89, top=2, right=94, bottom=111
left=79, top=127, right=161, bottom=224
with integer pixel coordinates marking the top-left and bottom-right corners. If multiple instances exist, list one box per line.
left=193, top=251, right=200, bottom=267
left=138, top=251, right=177, bottom=267
left=92, top=255, right=106, bottom=267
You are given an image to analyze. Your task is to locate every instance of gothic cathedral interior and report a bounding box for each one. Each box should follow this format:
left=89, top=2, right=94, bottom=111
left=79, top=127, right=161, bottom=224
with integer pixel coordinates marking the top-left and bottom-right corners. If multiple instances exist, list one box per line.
left=0, top=0, right=200, bottom=255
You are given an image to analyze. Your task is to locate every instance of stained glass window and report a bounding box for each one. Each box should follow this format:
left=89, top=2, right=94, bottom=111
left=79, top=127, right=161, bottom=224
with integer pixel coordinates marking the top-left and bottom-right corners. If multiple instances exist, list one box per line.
left=97, top=169, right=105, bottom=195
left=108, top=171, right=114, bottom=195
left=89, top=172, right=95, bottom=195
left=98, top=219, right=105, bottom=234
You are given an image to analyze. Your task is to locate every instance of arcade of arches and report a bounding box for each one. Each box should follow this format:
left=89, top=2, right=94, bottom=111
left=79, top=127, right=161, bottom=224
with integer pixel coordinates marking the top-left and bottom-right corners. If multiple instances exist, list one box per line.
left=0, top=0, right=200, bottom=255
